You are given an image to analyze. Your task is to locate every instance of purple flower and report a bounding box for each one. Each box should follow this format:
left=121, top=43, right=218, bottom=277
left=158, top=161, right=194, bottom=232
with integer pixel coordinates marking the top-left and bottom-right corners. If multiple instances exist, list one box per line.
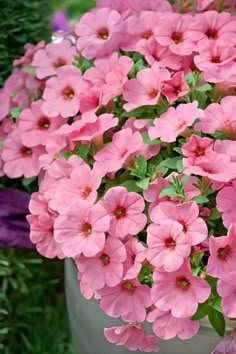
left=52, top=10, right=69, bottom=32
left=0, top=188, right=34, bottom=248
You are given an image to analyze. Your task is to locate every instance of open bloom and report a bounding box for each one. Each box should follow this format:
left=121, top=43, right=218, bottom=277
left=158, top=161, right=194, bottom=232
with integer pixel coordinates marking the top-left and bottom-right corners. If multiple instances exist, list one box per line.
left=217, top=271, right=236, bottom=317
left=216, top=180, right=236, bottom=228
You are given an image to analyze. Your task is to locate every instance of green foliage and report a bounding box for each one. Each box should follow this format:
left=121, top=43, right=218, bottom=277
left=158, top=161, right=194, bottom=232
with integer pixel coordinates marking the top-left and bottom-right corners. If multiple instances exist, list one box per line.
left=0, top=249, right=74, bottom=354
left=0, top=0, right=52, bottom=86
left=51, top=0, right=96, bottom=20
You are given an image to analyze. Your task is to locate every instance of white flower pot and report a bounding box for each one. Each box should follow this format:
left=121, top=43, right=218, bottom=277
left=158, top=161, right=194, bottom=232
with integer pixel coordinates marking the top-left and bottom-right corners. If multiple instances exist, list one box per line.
left=65, top=258, right=234, bottom=354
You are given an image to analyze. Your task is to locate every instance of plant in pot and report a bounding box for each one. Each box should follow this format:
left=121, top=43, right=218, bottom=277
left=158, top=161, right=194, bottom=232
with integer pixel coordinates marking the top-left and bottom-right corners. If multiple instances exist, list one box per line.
left=1, top=0, right=236, bottom=352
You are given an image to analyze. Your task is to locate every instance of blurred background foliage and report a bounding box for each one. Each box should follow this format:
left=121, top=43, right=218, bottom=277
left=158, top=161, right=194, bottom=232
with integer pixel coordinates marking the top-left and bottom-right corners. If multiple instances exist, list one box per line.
left=0, top=0, right=95, bottom=353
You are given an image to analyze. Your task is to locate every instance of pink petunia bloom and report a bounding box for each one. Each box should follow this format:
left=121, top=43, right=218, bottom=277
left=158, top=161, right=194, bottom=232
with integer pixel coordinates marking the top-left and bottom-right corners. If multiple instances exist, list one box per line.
left=18, top=100, right=65, bottom=147
left=216, top=180, right=236, bottom=228
left=75, top=237, right=127, bottom=290
left=31, top=40, right=76, bottom=79
left=123, top=63, right=170, bottom=112
left=146, top=220, right=191, bottom=272
left=42, top=65, right=88, bottom=118
left=214, top=139, right=236, bottom=162
left=182, top=134, right=214, bottom=166
left=150, top=201, right=208, bottom=246
left=147, top=307, right=200, bottom=340
left=211, top=329, right=236, bottom=354
left=137, top=38, right=182, bottom=71
left=94, top=128, right=143, bottom=173
left=54, top=200, right=110, bottom=257
left=104, top=323, right=159, bottom=352
left=122, top=236, right=146, bottom=279
left=149, top=101, right=204, bottom=143
left=98, top=278, right=151, bottom=322
left=100, top=186, right=147, bottom=238
left=161, top=71, right=190, bottom=104
left=97, top=0, right=131, bottom=17
left=83, top=52, right=133, bottom=105
left=154, top=13, right=196, bottom=56
left=128, top=0, right=172, bottom=13
left=217, top=271, right=236, bottom=317
left=151, top=260, right=211, bottom=318
left=2, top=130, right=45, bottom=178
left=13, top=40, right=46, bottom=67
left=75, top=8, right=125, bottom=59
left=207, top=224, right=236, bottom=278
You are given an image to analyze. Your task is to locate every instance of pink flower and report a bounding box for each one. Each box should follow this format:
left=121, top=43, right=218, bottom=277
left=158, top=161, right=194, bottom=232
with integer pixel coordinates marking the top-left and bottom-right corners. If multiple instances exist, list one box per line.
left=128, top=0, right=172, bottom=13
left=18, top=100, right=65, bottom=147
left=31, top=40, right=76, bottom=79
left=42, top=65, right=87, bottom=118
left=182, top=134, right=214, bottom=166
left=216, top=180, right=236, bottom=228
left=104, top=323, right=159, bottom=352
left=154, top=13, right=196, bottom=55
left=94, top=128, right=143, bottom=173
left=97, top=0, right=131, bottom=17
left=149, top=101, right=204, bottom=143
left=214, top=139, right=236, bottom=162
left=207, top=224, right=236, bottom=278
left=122, top=237, right=146, bottom=279
left=150, top=201, right=208, bottom=246
left=211, top=329, right=236, bottom=354
left=2, top=130, right=44, bottom=178
left=161, top=71, right=190, bottom=104
left=13, top=40, right=45, bottom=67
left=54, top=200, right=110, bottom=257
left=217, top=271, right=236, bottom=317
left=147, top=307, right=200, bottom=340
left=146, top=220, right=191, bottom=272
left=101, top=186, right=147, bottom=238
left=75, top=8, right=125, bottom=59
left=98, top=278, right=151, bottom=322
left=151, top=260, right=211, bottom=318
left=123, top=63, right=170, bottom=112
left=76, top=237, right=127, bottom=290
left=194, top=96, right=236, bottom=138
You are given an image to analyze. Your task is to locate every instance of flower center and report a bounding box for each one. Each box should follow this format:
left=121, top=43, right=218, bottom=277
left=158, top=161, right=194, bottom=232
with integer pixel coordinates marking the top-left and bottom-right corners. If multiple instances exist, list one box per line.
left=211, top=55, right=221, bottom=63
left=62, top=86, right=75, bottom=100
left=100, top=253, right=110, bottom=266
left=171, top=31, right=183, bottom=43
left=81, top=222, right=92, bottom=237
left=218, top=245, right=230, bottom=259
left=122, top=280, right=136, bottom=294
left=206, top=28, right=218, bottom=39
left=20, top=146, right=32, bottom=157
left=165, top=237, right=176, bottom=249
left=81, top=187, right=92, bottom=199
left=196, top=147, right=205, bottom=156
left=114, top=206, right=126, bottom=219
left=53, top=58, right=67, bottom=68
left=176, top=276, right=190, bottom=290
left=142, top=30, right=153, bottom=39
left=148, top=89, right=158, bottom=99
left=97, top=27, right=110, bottom=40
left=37, top=116, right=50, bottom=130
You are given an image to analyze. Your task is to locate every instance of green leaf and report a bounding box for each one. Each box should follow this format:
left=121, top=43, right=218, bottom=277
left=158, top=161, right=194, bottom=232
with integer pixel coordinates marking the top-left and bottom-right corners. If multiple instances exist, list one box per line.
left=22, top=176, right=37, bottom=187
left=209, top=208, right=222, bottom=220
left=10, top=107, right=23, bottom=119
left=138, top=263, right=153, bottom=286
left=195, top=91, right=208, bottom=109
left=163, top=156, right=182, bottom=169
left=196, top=83, right=212, bottom=92
left=131, top=155, right=147, bottom=179
left=136, top=177, right=150, bottom=190
left=75, top=144, right=89, bottom=160
left=0, top=140, right=3, bottom=147
left=60, top=151, right=72, bottom=160
left=159, top=186, right=176, bottom=198
left=192, top=301, right=209, bottom=320
left=192, top=195, right=209, bottom=204
left=121, top=180, right=142, bottom=193
left=208, top=308, right=225, bottom=337
left=142, top=132, right=161, bottom=145
left=122, top=105, right=157, bottom=119
left=176, top=159, right=184, bottom=173
left=209, top=297, right=223, bottom=314
left=79, top=58, right=94, bottom=73
left=181, top=175, right=191, bottom=185
left=25, top=67, right=36, bottom=74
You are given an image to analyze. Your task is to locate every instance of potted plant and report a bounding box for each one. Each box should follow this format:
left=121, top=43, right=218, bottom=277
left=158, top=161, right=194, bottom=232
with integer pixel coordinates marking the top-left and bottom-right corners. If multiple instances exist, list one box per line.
left=1, top=0, right=236, bottom=352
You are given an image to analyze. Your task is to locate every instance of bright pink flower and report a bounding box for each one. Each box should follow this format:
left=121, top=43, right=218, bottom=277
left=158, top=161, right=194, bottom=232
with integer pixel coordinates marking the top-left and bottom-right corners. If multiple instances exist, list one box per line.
left=2, top=130, right=44, bottom=178
left=149, top=101, right=204, bottom=143
left=94, top=128, right=143, bottom=173
left=42, top=65, right=87, bottom=118
left=161, top=71, right=190, bottom=104
left=151, top=260, right=211, bottom=318
left=100, top=186, right=147, bottom=238
left=98, top=278, right=151, bottom=322
left=154, top=13, right=196, bottom=55
left=137, top=38, right=182, bottom=70
left=182, top=134, right=214, bottom=166
left=122, top=237, right=146, bottom=279
left=31, top=40, right=76, bottom=79
left=54, top=200, right=110, bottom=257
left=207, top=224, right=236, bottom=278
left=123, top=63, right=170, bottom=112
left=13, top=40, right=45, bottom=67
left=104, top=323, right=159, bottom=352
left=146, top=220, right=191, bottom=272
left=147, top=307, right=200, bottom=340
left=216, top=180, right=236, bottom=228
left=18, top=100, right=65, bottom=147
left=75, top=237, right=127, bottom=290
left=150, top=201, right=208, bottom=246
left=217, top=271, right=236, bottom=317
left=75, top=8, right=125, bottom=59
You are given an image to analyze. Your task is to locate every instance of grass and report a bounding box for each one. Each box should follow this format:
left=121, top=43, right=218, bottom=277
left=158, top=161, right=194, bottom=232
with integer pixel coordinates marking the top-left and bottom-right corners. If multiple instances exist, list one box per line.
left=0, top=248, right=74, bottom=354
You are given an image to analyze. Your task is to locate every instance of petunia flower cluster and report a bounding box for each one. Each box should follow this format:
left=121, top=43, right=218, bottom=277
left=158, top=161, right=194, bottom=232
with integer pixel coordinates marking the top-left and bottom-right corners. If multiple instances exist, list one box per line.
left=1, top=0, right=236, bottom=352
